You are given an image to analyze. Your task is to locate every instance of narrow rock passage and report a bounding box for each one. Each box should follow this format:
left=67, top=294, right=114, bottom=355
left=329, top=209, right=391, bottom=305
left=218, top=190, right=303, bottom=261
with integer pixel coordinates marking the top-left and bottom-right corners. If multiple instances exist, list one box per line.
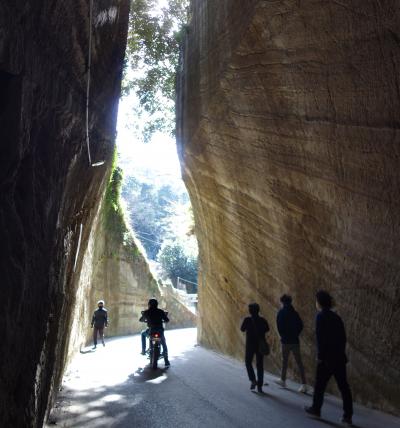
left=48, top=329, right=399, bottom=428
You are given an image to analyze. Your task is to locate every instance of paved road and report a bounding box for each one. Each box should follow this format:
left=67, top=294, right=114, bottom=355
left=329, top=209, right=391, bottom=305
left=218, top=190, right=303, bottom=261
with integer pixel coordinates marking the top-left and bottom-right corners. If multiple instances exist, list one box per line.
left=48, top=329, right=399, bottom=428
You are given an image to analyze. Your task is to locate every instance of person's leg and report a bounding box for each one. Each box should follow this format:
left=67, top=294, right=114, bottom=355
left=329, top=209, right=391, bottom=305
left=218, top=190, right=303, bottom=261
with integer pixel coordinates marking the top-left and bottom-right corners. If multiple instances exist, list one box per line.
left=245, top=347, right=256, bottom=384
left=161, top=332, right=169, bottom=364
left=99, top=327, right=104, bottom=346
left=93, top=327, right=98, bottom=347
left=255, top=352, right=264, bottom=387
left=281, top=344, right=290, bottom=381
left=333, top=363, right=353, bottom=420
left=292, top=344, right=306, bottom=384
left=141, top=330, right=147, bottom=353
left=311, top=362, right=332, bottom=413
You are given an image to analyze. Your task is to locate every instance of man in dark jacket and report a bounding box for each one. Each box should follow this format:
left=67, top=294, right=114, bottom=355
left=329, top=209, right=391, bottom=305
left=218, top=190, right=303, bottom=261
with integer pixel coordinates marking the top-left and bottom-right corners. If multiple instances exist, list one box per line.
left=240, top=303, right=270, bottom=393
left=305, top=290, right=353, bottom=427
left=91, top=300, right=108, bottom=349
left=140, top=298, right=170, bottom=367
left=275, top=294, right=307, bottom=392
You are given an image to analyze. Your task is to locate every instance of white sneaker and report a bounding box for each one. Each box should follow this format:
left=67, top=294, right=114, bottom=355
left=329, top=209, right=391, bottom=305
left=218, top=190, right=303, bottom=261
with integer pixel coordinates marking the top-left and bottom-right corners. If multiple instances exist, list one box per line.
left=275, top=379, right=287, bottom=388
left=298, top=384, right=308, bottom=393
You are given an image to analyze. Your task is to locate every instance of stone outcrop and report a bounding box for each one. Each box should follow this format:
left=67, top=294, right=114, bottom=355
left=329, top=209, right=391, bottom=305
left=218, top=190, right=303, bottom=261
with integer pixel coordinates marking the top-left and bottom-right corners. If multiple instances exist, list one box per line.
left=67, top=169, right=196, bottom=360
left=0, top=1, right=129, bottom=426
left=177, top=0, right=400, bottom=414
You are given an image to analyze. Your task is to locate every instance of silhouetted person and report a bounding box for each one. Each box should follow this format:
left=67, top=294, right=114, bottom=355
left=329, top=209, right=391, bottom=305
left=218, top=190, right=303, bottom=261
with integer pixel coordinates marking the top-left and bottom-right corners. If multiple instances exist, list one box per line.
left=275, top=294, right=307, bottom=392
left=140, top=298, right=170, bottom=367
left=91, top=300, right=108, bottom=349
left=305, top=290, right=353, bottom=426
left=241, top=303, right=270, bottom=393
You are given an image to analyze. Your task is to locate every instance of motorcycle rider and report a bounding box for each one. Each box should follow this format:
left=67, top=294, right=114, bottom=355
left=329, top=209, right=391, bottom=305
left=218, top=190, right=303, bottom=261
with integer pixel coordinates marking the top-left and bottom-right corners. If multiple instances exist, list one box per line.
left=139, top=298, right=170, bottom=367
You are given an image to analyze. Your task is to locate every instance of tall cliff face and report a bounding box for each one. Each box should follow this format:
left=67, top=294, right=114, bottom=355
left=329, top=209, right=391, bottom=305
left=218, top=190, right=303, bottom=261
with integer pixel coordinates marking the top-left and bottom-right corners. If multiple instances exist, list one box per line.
left=177, top=0, right=400, bottom=413
left=0, top=1, right=129, bottom=426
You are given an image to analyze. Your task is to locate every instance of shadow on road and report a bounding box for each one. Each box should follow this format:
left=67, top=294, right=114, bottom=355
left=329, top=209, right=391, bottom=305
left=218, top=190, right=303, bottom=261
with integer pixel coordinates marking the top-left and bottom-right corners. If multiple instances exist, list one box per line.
left=48, top=330, right=390, bottom=428
left=130, top=366, right=170, bottom=383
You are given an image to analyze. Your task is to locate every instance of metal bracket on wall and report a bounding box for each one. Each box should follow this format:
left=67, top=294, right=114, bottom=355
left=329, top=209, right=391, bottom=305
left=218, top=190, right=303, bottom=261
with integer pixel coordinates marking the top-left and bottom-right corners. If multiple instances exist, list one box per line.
left=73, top=223, right=83, bottom=272
left=86, top=0, right=105, bottom=168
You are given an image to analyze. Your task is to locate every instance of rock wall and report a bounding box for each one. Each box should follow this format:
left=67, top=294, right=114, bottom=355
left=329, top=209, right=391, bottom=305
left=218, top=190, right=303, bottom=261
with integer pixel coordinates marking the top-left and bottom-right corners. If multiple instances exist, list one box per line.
left=0, top=1, right=129, bottom=426
left=67, top=170, right=196, bottom=359
left=177, top=0, right=400, bottom=414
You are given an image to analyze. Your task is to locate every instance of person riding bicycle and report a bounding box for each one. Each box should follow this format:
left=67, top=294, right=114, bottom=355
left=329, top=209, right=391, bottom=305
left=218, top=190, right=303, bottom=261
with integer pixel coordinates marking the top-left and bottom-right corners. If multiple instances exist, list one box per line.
left=139, top=298, right=170, bottom=367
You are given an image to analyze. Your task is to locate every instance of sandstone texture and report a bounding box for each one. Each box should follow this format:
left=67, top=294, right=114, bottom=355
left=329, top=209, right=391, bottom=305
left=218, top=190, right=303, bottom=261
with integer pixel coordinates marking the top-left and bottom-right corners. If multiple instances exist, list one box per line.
left=177, top=0, right=400, bottom=414
left=0, top=1, right=129, bottom=426
left=67, top=174, right=196, bottom=359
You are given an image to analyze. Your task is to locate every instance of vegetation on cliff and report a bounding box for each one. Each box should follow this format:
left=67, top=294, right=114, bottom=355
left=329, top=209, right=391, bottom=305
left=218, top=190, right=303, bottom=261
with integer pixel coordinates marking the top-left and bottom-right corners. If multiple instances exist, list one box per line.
left=158, top=239, right=197, bottom=292
left=104, top=165, right=128, bottom=242
left=121, top=172, right=198, bottom=289
left=103, top=163, right=141, bottom=263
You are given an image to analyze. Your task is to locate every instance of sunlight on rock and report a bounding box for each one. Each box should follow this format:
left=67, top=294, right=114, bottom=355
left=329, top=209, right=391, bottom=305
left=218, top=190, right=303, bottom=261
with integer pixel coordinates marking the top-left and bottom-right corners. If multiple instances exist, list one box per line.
left=95, top=7, right=118, bottom=27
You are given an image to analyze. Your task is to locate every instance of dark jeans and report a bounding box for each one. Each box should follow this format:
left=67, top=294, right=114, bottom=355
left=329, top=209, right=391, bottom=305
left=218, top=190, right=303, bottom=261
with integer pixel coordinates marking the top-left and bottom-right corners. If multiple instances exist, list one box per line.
left=312, top=361, right=353, bottom=418
left=141, top=329, right=149, bottom=353
left=281, top=343, right=306, bottom=384
left=245, top=347, right=264, bottom=386
left=93, top=327, right=104, bottom=346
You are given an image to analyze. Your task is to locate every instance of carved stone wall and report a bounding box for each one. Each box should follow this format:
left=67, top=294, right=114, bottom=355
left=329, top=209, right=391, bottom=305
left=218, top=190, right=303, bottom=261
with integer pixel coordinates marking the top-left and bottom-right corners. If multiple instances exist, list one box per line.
left=177, top=0, right=400, bottom=414
left=0, top=1, right=129, bottom=426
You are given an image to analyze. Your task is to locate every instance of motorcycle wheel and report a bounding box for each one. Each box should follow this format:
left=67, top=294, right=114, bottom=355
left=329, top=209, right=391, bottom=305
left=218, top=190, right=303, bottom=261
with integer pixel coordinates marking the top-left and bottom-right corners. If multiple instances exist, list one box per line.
left=152, top=344, right=160, bottom=369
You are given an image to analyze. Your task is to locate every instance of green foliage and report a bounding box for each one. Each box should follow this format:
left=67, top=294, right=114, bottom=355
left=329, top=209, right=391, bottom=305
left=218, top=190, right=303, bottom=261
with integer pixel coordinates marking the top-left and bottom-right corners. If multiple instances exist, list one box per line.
left=123, top=0, right=189, bottom=140
left=104, top=166, right=147, bottom=263
left=122, top=176, right=183, bottom=259
left=157, top=240, right=197, bottom=292
left=104, top=166, right=128, bottom=241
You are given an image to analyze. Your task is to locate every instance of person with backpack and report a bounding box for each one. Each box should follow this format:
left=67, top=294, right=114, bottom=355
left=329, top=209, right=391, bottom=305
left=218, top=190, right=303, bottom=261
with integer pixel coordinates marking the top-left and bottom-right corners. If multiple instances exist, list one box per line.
left=304, top=290, right=353, bottom=426
left=275, top=294, right=308, bottom=393
left=91, top=300, right=108, bottom=349
left=240, top=303, right=270, bottom=393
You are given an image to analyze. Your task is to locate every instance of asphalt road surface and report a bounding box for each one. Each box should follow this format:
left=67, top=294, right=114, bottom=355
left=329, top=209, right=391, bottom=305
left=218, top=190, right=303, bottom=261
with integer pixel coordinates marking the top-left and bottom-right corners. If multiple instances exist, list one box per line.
left=47, top=328, right=400, bottom=428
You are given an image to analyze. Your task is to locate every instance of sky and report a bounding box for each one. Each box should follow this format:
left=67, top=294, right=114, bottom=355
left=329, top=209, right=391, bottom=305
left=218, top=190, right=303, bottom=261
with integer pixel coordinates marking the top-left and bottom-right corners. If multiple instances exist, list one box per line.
left=116, top=93, right=183, bottom=184
left=116, top=0, right=186, bottom=183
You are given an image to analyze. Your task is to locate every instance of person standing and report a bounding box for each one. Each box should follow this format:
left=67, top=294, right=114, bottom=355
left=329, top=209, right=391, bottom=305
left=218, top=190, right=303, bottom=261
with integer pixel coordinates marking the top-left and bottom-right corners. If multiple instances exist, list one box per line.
left=91, top=300, right=108, bottom=349
left=305, top=290, right=353, bottom=426
left=275, top=294, right=307, bottom=393
left=240, top=303, right=270, bottom=393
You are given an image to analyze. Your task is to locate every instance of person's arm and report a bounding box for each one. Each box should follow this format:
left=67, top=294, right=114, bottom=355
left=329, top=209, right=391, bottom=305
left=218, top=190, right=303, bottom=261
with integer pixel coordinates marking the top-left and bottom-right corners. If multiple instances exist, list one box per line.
left=139, top=310, right=147, bottom=323
left=264, top=318, right=270, bottom=334
left=163, top=311, right=169, bottom=323
left=339, top=317, right=347, bottom=351
left=297, top=312, right=304, bottom=335
left=316, top=313, right=327, bottom=362
left=240, top=318, right=248, bottom=332
left=276, top=311, right=285, bottom=337
left=91, top=312, right=95, bottom=327
left=341, top=318, right=347, bottom=344
left=105, top=311, right=108, bottom=327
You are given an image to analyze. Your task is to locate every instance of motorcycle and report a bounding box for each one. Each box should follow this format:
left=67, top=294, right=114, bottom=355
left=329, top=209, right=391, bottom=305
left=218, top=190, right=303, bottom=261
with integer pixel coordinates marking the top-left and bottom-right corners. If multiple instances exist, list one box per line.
left=149, top=328, right=163, bottom=370
left=141, top=310, right=168, bottom=369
